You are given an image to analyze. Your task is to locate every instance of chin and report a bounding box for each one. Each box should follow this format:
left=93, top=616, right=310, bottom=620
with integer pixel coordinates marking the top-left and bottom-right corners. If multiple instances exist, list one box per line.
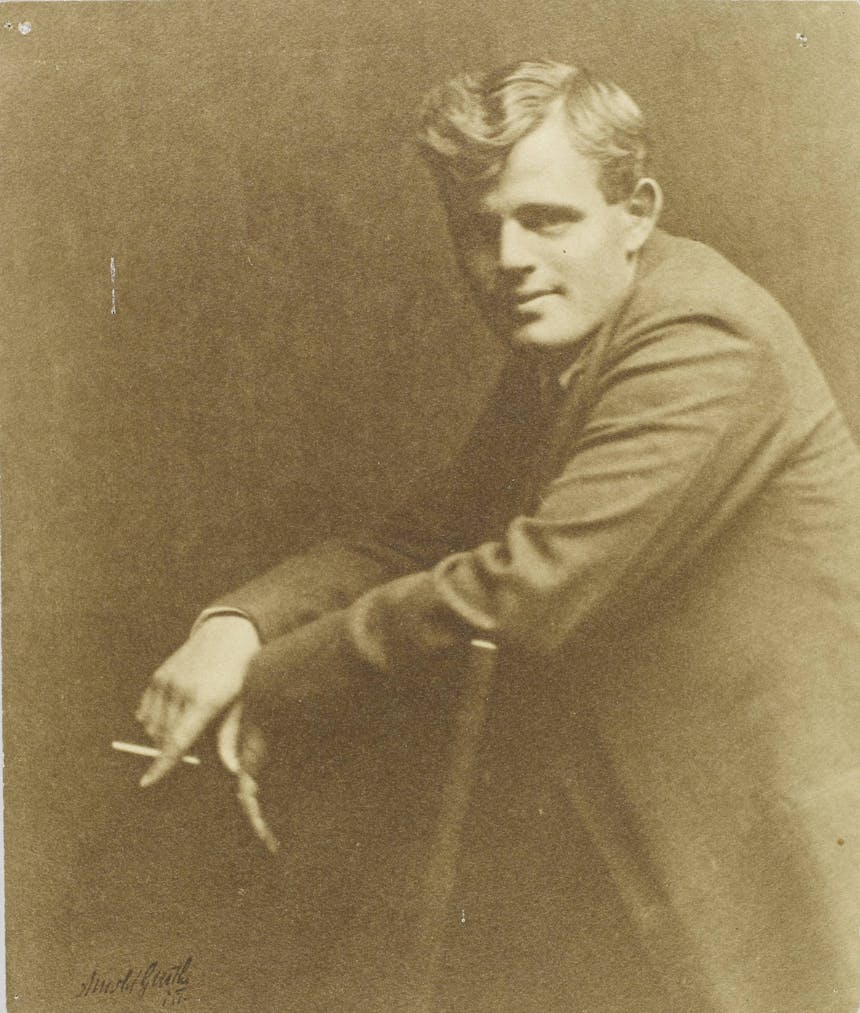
left=509, top=325, right=580, bottom=349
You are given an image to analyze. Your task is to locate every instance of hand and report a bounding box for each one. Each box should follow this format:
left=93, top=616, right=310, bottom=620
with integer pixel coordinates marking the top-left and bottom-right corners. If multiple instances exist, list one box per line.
left=218, top=702, right=280, bottom=854
left=136, top=614, right=261, bottom=787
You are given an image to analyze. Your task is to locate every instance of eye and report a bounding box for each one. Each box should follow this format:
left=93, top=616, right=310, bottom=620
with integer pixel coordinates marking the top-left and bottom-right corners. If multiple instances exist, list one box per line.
left=517, top=206, right=582, bottom=236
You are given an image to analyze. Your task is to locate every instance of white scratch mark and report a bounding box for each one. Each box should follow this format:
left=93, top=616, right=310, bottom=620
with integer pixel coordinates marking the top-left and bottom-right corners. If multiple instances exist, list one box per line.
left=3, top=22, right=14, bottom=32
left=110, top=256, right=117, bottom=317
left=18, top=21, right=32, bottom=36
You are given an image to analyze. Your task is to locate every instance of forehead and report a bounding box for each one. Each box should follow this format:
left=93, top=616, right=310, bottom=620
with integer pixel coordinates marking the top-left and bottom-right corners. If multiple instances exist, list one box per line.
left=476, top=108, right=606, bottom=215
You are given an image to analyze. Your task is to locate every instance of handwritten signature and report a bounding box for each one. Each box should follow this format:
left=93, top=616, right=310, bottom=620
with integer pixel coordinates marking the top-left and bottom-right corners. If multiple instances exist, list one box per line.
left=75, top=957, right=192, bottom=1006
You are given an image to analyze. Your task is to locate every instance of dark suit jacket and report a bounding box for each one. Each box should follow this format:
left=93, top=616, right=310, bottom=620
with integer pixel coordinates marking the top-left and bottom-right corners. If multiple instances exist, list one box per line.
left=218, top=230, right=860, bottom=1011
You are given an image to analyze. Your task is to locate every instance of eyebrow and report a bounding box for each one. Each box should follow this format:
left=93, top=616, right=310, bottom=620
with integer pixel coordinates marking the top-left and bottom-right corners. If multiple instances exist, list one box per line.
left=471, top=201, right=586, bottom=224
left=514, top=202, right=586, bottom=222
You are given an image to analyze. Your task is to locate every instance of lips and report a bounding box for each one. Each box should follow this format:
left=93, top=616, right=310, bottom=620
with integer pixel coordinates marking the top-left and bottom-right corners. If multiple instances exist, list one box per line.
left=512, top=290, right=557, bottom=311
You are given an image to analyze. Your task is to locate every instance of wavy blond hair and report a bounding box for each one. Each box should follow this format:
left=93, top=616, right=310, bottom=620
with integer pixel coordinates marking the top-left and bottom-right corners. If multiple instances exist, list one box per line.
left=417, top=60, right=647, bottom=204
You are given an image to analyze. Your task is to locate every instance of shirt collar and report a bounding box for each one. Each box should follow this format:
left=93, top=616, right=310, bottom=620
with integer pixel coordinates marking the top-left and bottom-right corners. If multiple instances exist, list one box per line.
left=533, top=349, right=586, bottom=398
left=557, top=357, right=583, bottom=390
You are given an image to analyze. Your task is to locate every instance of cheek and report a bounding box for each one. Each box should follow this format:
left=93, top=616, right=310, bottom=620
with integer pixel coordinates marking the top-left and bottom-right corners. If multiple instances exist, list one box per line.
left=553, top=250, right=596, bottom=293
left=559, top=237, right=625, bottom=291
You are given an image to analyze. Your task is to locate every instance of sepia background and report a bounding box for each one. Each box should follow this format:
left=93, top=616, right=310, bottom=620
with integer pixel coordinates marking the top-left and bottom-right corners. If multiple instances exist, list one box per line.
left=2, top=0, right=858, bottom=1008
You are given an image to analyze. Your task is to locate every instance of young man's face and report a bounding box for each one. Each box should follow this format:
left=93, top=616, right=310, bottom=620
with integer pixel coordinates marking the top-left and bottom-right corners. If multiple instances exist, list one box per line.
left=452, top=107, right=651, bottom=352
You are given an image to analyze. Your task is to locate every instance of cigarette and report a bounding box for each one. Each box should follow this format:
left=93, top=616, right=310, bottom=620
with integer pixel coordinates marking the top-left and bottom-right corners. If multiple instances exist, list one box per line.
left=111, top=740, right=201, bottom=766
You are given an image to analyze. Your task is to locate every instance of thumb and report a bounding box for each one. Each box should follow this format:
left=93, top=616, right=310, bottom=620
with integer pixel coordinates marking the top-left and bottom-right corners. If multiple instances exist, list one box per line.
left=217, top=702, right=243, bottom=775
left=235, top=714, right=279, bottom=853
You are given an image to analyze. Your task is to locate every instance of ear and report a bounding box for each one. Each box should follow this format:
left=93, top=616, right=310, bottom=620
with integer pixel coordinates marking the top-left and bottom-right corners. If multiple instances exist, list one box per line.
left=622, top=177, right=663, bottom=257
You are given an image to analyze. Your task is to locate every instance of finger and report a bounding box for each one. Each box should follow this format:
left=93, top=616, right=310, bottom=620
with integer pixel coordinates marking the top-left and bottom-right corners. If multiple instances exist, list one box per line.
left=134, top=687, right=150, bottom=726
left=137, top=686, right=166, bottom=742
left=216, top=703, right=243, bottom=775
left=139, top=704, right=213, bottom=788
left=150, top=675, right=184, bottom=744
left=136, top=685, right=157, bottom=728
left=237, top=771, right=280, bottom=854
left=161, top=686, right=190, bottom=747
left=238, top=722, right=269, bottom=782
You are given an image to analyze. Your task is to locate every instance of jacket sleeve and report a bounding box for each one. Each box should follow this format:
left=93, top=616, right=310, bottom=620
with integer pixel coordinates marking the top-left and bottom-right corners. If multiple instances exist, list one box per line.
left=210, top=355, right=539, bottom=643
left=241, top=318, right=793, bottom=715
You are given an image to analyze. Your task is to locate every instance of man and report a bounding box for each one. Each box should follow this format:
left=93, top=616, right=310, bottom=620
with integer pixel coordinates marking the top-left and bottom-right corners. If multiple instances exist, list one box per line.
left=137, top=61, right=860, bottom=1010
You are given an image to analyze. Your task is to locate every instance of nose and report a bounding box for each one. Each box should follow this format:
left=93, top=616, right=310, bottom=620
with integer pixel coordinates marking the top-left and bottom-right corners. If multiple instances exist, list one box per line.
left=498, top=218, right=535, bottom=274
